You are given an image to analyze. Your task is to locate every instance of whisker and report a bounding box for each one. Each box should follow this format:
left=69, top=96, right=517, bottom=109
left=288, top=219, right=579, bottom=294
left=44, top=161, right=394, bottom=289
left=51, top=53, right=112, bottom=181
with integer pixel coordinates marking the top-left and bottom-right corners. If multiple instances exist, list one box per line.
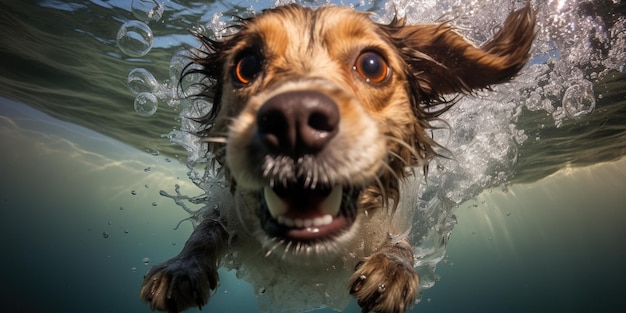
left=202, top=136, right=227, bottom=144
left=311, top=159, right=319, bottom=188
left=282, top=241, right=293, bottom=260
left=264, top=238, right=284, bottom=258
left=295, top=242, right=303, bottom=256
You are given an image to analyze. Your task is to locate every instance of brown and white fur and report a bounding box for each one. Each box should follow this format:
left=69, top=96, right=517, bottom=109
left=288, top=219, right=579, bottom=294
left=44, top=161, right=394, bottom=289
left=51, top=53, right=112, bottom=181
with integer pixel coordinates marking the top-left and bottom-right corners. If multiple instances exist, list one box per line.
left=140, top=4, right=535, bottom=313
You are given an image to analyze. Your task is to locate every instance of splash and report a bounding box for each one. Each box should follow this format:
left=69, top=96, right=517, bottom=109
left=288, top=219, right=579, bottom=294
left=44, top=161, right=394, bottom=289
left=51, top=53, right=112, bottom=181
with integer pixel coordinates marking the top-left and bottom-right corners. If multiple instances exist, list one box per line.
left=125, top=0, right=625, bottom=310
left=131, top=0, right=164, bottom=22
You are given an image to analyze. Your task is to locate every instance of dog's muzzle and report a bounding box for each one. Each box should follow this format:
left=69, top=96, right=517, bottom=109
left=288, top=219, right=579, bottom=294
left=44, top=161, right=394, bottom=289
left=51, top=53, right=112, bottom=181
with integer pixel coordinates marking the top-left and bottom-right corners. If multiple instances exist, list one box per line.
left=255, top=90, right=358, bottom=241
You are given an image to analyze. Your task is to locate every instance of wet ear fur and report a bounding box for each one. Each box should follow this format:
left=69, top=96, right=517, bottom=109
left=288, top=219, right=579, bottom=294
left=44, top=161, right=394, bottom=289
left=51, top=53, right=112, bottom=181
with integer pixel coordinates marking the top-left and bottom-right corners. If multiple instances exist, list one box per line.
left=389, top=4, right=536, bottom=99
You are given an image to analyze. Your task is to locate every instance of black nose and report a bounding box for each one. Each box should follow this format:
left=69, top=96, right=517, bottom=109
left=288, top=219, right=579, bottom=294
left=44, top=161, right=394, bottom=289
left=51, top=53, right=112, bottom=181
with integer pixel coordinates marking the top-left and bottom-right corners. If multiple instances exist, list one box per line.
left=257, top=90, right=339, bottom=156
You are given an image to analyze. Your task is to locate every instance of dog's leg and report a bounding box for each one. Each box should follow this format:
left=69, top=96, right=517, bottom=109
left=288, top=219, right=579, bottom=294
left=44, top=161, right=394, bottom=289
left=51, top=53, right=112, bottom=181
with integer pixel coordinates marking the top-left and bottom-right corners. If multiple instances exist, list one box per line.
left=349, top=238, right=419, bottom=313
left=140, top=217, right=228, bottom=313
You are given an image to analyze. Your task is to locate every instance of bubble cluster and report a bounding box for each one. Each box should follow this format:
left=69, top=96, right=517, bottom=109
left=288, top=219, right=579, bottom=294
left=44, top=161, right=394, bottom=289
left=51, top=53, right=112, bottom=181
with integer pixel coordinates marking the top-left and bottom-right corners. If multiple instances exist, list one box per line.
left=116, top=20, right=153, bottom=57
left=117, top=1, right=170, bottom=115
left=127, top=69, right=165, bottom=116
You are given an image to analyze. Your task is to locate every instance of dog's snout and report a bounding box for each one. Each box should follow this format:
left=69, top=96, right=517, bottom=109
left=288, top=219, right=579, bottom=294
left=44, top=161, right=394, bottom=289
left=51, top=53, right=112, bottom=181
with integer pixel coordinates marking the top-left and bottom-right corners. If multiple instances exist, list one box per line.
left=257, top=91, right=339, bottom=156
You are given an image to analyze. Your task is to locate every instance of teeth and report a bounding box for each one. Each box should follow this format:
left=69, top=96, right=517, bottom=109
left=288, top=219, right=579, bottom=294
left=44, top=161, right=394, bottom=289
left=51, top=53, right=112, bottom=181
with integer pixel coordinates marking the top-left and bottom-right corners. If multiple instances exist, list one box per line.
left=264, top=185, right=343, bottom=228
left=321, top=185, right=343, bottom=216
left=264, top=186, right=287, bottom=218
left=277, top=214, right=334, bottom=228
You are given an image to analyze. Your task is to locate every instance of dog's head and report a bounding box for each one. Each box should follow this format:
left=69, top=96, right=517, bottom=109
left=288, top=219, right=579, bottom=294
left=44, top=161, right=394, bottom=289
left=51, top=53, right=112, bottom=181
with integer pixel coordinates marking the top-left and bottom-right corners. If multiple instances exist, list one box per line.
left=186, top=4, right=534, bottom=258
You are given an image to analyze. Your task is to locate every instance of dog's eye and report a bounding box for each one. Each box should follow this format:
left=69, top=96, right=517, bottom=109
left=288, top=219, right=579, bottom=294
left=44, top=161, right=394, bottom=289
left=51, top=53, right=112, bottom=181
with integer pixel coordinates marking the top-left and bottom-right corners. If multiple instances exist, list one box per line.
left=353, top=52, right=389, bottom=84
left=232, top=53, right=263, bottom=86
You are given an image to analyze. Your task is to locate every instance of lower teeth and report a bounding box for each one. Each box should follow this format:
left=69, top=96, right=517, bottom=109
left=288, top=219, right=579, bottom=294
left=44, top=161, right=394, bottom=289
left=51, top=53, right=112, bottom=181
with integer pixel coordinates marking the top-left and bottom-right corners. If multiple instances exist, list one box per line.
left=277, top=214, right=334, bottom=228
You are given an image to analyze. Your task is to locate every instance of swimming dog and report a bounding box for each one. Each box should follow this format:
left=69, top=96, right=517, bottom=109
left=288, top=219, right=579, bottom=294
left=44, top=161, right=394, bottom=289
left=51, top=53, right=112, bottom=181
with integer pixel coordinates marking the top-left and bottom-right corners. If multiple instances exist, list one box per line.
left=141, top=4, right=535, bottom=312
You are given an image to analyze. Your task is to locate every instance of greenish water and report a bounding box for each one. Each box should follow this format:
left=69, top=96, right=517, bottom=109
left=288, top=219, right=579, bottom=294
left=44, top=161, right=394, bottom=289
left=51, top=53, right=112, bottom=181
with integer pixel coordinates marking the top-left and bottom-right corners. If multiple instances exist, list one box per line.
left=0, top=0, right=625, bottom=312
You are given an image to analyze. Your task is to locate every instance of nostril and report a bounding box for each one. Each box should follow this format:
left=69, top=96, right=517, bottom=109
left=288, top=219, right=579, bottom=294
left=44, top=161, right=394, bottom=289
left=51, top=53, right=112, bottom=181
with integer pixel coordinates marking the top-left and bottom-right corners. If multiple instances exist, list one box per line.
left=258, top=109, right=289, bottom=148
left=308, top=111, right=336, bottom=133
left=259, top=109, right=287, bottom=136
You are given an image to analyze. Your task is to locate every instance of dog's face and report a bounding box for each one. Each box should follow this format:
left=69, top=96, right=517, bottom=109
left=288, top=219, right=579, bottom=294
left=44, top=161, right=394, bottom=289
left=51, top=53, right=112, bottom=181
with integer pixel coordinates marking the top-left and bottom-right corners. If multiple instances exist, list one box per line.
left=222, top=6, right=419, bottom=250
left=190, top=4, right=534, bottom=258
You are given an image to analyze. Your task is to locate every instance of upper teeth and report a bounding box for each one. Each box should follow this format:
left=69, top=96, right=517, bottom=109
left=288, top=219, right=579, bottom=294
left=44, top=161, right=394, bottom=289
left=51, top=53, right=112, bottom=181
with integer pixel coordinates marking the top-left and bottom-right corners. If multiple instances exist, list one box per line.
left=263, top=185, right=343, bottom=228
left=264, top=186, right=288, bottom=217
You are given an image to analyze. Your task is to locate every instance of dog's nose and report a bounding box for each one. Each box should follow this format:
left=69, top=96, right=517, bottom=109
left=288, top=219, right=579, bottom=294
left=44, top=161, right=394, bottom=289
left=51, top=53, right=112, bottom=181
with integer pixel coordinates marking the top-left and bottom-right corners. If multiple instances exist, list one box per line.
left=257, top=90, right=339, bottom=156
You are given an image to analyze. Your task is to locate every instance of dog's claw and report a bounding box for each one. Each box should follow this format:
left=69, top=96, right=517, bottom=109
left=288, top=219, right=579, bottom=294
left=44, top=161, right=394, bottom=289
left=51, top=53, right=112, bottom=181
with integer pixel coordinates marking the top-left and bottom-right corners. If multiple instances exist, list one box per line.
left=349, top=241, right=419, bottom=313
left=140, top=256, right=216, bottom=313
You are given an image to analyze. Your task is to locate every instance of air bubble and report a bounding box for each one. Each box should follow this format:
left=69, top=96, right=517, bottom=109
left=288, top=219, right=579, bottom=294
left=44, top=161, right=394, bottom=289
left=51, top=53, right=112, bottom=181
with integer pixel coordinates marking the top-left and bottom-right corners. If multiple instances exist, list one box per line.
left=128, top=68, right=158, bottom=94
left=562, top=80, right=595, bottom=119
left=134, top=92, right=158, bottom=117
left=143, top=257, right=150, bottom=265
left=131, top=0, right=164, bottom=22
left=117, top=20, right=153, bottom=57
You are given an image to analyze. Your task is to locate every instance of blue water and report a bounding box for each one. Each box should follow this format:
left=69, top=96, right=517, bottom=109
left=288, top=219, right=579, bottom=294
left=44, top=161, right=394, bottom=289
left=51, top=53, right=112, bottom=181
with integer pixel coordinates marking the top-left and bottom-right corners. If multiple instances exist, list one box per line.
left=0, top=0, right=625, bottom=312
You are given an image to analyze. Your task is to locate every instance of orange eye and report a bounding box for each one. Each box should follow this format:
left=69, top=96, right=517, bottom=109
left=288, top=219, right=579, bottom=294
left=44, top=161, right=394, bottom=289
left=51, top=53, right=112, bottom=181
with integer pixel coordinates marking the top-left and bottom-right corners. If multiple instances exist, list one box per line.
left=354, top=51, right=389, bottom=84
left=232, top=53, right=263, bottom=85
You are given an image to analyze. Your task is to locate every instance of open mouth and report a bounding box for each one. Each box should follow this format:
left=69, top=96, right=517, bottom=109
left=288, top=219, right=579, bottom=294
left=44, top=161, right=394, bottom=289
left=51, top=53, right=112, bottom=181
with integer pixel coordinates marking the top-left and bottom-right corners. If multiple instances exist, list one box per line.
left=260, top=182, right=358, bottom=241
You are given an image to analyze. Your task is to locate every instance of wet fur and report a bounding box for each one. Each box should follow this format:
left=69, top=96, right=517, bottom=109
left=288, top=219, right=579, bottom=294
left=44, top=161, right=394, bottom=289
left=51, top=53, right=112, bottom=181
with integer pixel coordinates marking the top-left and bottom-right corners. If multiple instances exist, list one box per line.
left=140, top=4, right=535, bottom=313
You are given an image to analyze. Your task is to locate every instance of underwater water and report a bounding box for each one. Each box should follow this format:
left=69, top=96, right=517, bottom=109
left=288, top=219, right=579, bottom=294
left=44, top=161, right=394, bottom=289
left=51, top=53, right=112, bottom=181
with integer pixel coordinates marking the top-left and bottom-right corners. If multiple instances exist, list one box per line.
left=0, top=0, right=625, bottom=312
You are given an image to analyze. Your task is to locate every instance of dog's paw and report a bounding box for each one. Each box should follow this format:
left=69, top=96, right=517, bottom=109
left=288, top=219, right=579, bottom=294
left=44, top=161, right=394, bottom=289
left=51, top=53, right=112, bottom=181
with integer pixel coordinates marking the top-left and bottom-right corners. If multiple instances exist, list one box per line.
left=349, top=242, right=419, bottom=313
left=140, top=255, right=218, bottom=313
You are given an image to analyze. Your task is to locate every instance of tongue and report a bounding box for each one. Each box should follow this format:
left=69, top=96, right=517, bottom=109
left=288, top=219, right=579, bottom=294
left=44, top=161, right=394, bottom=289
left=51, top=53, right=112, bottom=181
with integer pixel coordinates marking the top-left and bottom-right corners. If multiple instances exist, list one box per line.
left=264, top=185, right=342, bottom=221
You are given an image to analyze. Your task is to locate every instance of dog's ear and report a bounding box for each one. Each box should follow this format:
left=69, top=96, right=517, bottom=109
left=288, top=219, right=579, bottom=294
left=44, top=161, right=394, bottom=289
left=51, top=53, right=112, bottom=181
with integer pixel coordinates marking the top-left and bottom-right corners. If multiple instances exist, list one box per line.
left=391, top=4, right=535, bottom=99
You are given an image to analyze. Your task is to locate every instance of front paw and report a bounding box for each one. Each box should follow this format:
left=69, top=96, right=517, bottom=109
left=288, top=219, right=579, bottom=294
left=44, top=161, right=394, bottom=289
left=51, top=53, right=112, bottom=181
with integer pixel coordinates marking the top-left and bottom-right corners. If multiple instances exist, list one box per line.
left=140, top=256, right=218, bottom=313
left=349, top=241, right=419, bottom=313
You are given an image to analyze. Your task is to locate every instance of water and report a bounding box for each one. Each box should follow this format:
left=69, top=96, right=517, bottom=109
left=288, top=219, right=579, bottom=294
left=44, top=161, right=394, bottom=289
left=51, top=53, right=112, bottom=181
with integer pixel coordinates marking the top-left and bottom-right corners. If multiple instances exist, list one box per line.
left=0, top=0, right=625, bottom=312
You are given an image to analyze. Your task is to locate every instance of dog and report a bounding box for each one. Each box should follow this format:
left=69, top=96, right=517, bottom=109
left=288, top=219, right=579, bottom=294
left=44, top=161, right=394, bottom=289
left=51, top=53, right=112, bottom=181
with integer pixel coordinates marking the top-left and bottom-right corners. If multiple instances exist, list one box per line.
left=140, top=4, right=535, bottom=313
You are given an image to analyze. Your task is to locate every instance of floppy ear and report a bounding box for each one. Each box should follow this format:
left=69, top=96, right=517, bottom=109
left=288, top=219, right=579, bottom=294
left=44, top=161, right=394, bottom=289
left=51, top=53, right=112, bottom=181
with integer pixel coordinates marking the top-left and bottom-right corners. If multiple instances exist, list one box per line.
left=390, top=4, right=535, bottom=98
